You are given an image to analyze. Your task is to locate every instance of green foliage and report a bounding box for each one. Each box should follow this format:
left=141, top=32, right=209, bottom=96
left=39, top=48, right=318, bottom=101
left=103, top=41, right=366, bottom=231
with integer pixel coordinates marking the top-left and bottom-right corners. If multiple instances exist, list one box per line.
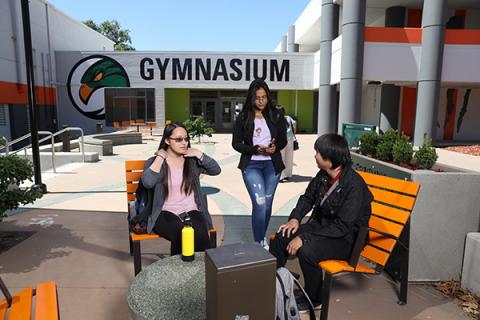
left=375, top=129, right=399, bottom=161
left=0, top=155, right=43, bottom=219
left=83, top=19, right=135, bottom=51
left=358, top=131, right=379, bottom=157
left=414, top=135, right=438, bottom=170
left=183, top=117, right=214, bottom=143
left=392, top=134, right=414, bottom=164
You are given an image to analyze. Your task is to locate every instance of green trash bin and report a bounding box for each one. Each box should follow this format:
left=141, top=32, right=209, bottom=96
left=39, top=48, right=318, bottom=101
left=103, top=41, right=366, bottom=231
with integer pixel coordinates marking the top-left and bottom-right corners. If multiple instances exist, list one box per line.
left=342, top=123, right=377, bottom=150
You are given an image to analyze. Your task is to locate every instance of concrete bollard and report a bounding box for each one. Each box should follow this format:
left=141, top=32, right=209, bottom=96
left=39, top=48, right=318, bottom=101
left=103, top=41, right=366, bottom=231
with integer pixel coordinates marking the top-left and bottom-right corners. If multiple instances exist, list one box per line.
left=96, top=122, right=103, bottom=134
left=461, top=233, right=480, bottom=294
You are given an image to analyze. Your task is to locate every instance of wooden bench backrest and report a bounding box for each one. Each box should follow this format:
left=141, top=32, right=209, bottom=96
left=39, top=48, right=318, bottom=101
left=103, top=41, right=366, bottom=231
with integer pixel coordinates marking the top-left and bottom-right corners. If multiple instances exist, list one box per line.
left=0, top=281, right=58, bottom=320
left=357, top=171, right=420, bottom=268
left=125, top=160, right=146, bottom=203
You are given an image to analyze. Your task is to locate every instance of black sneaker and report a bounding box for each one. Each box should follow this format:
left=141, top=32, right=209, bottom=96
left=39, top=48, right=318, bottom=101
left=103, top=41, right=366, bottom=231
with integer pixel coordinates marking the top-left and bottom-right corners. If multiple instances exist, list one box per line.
left=295, top=295, right=322, bottom=313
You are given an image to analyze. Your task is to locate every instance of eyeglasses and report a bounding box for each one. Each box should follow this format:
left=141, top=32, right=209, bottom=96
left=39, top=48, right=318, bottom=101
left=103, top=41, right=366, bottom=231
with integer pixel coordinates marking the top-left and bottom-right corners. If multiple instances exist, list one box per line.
left=255, top=96, right=267, bottom=102
left=169, top=136, right=190, bottom=143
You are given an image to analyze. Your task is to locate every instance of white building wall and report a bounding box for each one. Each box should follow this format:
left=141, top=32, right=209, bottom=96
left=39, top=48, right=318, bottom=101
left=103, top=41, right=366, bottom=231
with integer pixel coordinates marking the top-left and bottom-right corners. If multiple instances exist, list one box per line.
left=360, top=83, right=381, bottom=126
left=0, top=0, right=113, bottom=87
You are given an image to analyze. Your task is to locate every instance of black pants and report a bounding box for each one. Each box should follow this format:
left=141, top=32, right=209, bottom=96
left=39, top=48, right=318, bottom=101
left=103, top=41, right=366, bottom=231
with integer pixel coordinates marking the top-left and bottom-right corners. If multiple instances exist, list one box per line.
left=153, top=210, right=211, bottom=256
left=269, top=221, right=353, bottom=303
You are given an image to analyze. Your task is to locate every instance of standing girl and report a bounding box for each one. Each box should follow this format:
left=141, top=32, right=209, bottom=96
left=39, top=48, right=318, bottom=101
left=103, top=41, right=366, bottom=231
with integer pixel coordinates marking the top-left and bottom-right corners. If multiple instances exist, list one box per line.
left=232, top=79, right=287, bottom=249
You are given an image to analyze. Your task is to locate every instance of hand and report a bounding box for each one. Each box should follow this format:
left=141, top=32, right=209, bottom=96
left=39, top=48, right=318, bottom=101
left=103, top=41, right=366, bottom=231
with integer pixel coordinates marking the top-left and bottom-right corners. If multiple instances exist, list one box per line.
left=184, top=147, right=203, bottom=159
left=264, top=138, right=276, bottom=155
left=277, top=218, right=300, bottom=238
left=286, top=236, right=303, bottom=255
left=257, top=145, right=267, bottom=155
left=155, top=149, right=168, bottom=159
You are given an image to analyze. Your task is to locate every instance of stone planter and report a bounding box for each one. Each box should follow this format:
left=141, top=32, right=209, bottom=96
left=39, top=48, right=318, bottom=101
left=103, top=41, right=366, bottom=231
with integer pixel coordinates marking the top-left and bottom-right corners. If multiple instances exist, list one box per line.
left=352, top=152, right=480, bottom=281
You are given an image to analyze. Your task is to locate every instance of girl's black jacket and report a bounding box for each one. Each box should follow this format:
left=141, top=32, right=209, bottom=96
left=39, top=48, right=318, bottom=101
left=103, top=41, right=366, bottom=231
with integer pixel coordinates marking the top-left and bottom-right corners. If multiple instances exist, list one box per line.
left=232, top=108, right=287, bottom=175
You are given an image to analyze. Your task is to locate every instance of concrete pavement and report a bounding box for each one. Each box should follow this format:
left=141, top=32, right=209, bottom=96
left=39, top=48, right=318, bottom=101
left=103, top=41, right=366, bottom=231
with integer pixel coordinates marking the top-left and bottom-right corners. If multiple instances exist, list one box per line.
left=1, top=133, right=476, bottom=319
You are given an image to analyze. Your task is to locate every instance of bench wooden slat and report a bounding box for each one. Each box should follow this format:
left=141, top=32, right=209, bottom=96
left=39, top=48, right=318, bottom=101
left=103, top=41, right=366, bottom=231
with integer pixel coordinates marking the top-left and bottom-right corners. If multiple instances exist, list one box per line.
left=130, top=233, right=160, bottom=241
left=358, top=171, right=420, bottom=196
left=126, top=171, right=143, bottom=182
left=319, top=260, right=376, bottom=274
left=9, top=288, right=33, bottom=320
left=126, top=183, right=139, bottom=193
left=369, top=231, right=397, bottom=252
left=369, top=186, right=416, bottom=211
left=361, top=244, right=390, bottom=266
left=125, top=161, right=146, bottom=171
left=369, top=215, right=404, bottom=238
left=0, top=300, right=7, bottom=320
left=371, top=202, right=410, bottom=224
left=35, top=281, right=58, bottom=320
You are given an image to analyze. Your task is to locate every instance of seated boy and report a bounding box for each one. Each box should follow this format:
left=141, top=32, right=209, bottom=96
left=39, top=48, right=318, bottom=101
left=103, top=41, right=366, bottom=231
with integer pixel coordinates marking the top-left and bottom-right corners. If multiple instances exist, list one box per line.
left=269, top=133, right=373, bottom=311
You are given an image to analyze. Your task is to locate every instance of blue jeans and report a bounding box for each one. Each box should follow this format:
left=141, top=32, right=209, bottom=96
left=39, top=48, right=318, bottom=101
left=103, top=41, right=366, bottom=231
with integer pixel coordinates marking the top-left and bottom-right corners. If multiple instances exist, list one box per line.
left=242, top=160, right=280, bottom=242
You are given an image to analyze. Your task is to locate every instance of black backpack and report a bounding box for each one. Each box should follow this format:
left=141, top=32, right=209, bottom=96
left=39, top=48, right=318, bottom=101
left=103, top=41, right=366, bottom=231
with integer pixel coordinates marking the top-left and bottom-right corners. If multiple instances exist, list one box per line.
left=128, top=180, right=154, bottom=234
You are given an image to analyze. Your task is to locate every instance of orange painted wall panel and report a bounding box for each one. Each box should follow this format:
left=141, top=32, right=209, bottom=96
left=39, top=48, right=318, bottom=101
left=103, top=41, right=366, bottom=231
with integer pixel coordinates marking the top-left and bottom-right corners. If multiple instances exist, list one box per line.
left=0, top=81, right=56, bottom=105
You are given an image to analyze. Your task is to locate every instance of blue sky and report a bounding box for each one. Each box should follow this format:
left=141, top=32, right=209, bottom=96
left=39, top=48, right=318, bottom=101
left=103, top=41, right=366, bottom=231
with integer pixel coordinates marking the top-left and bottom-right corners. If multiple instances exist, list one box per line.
left=48, top=0, right=310, bottom=52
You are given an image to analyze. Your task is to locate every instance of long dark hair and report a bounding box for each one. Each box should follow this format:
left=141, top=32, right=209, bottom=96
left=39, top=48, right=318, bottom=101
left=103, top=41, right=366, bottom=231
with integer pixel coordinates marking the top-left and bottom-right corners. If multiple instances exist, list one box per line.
left=242, top=79, right=277, bottom=129
left=158, top=123, right=195, bottom=198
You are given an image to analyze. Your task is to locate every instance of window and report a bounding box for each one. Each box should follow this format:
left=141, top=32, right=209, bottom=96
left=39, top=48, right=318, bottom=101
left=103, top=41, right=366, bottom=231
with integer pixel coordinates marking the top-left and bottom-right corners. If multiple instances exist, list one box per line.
left=104, top=88, right=155, bottom=126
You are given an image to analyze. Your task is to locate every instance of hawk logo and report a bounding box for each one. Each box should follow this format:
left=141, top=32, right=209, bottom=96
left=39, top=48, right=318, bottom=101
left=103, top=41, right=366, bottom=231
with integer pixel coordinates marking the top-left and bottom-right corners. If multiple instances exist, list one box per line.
left=67, top=55, right=130, bottom=119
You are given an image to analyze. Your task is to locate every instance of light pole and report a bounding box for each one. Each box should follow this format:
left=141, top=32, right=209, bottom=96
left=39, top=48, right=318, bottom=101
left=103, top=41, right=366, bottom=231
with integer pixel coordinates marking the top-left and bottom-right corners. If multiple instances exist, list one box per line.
left=21, top=0, right=46, bottom=193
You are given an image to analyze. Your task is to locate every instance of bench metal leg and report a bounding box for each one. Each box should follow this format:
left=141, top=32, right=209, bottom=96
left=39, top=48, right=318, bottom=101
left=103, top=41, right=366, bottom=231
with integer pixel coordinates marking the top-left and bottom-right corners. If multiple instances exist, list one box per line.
left=398, top=221, right=410, bottom=305
left=133, top=241, right=142, bottom=276
left=129, top=234, right=133, bottom=256
left=320, top=272, right=333, bottom=320
left=209, top=230, right=217, bottom=248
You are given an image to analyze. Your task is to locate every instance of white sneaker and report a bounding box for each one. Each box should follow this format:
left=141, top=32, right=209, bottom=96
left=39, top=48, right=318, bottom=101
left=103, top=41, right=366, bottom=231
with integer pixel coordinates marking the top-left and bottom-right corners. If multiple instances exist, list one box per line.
left=261, top=237, right=269, bottom=250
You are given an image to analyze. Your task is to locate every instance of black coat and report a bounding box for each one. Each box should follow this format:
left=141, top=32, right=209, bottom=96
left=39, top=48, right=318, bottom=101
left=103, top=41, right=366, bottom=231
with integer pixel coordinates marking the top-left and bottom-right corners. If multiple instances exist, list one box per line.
left=232, top=108, right=287, bottom=175
left=289, top=165, right=373, bottom=243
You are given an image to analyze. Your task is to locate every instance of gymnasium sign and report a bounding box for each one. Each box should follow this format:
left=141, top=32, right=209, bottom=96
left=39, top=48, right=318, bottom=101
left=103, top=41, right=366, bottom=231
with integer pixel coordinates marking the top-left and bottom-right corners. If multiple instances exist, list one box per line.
left=139, top=57, right=290, bottom=82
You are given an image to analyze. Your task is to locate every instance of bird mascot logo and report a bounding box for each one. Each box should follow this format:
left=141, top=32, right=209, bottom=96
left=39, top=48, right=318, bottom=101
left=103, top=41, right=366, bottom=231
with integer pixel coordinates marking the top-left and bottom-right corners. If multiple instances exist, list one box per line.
left=67, top=55, right=130, bottom=119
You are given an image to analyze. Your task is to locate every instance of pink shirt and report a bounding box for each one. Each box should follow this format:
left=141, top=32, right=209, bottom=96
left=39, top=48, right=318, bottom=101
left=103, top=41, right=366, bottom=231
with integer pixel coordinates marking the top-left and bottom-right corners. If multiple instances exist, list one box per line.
left=161, top=166, right=198, bottom=215
left=251, top=118, right=271, bottom=161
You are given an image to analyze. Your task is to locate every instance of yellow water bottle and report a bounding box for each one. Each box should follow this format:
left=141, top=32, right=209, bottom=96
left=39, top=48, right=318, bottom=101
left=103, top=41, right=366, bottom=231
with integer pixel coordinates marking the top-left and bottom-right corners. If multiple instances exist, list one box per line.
left=182, top=216, right=195, bottom=262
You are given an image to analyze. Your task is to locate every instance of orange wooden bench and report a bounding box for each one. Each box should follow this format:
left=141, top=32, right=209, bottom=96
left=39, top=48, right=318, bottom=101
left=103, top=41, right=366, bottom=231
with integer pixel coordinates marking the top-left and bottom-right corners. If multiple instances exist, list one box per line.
left=125, top=160, right=217, bottom=276
left=318, top=171, right=420, bottom=320
left=145, top=122, right=156, bottom=135
left=0, top=277, right=58, bottom=320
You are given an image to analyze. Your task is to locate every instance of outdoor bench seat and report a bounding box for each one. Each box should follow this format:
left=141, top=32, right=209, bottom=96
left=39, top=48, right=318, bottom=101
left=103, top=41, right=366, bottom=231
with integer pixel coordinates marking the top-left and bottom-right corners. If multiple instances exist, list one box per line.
left=318, top=171, right=420, bottom=320
left=0, top=277, right=58, bottom=320
left=125, top=160, right=217, bottom=276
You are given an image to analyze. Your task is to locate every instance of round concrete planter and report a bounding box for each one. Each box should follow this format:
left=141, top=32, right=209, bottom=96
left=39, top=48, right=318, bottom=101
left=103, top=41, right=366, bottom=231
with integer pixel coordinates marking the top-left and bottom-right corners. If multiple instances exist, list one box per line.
left=352, top=152, right=480, bottom=281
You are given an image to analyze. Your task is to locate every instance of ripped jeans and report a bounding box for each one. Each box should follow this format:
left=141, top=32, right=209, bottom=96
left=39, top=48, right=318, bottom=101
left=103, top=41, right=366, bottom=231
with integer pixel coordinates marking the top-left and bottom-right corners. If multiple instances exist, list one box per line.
left=242, top=160, right=280, bottom=242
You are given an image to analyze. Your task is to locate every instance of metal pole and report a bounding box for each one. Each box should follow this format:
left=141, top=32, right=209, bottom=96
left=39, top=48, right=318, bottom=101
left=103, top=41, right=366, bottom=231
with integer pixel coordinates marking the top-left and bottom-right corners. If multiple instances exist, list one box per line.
left=21, top=0, right=46, bottom=193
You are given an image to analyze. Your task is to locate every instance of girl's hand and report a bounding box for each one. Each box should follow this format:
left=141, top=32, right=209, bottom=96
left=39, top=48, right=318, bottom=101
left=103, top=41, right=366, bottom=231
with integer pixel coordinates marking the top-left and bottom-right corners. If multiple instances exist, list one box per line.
left=184, top=147, right=203, bottom=159
left=155, top=149, right=168, bottom=159
left=264, top=138, right=276, bottom=154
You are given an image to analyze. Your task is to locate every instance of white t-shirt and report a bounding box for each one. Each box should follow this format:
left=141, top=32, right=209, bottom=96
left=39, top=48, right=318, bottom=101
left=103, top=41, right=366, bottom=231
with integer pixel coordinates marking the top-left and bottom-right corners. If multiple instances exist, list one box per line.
left=251, top=118, right=272, bottom=161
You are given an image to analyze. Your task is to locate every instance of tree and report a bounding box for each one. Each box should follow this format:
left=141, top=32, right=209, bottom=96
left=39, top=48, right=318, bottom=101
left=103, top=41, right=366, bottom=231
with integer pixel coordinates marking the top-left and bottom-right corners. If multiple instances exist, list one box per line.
left=0, top=137, right=43, bottom=220
left=183, top=117, right=214, bottom=143
left=84, top=19, right=135, bottom=51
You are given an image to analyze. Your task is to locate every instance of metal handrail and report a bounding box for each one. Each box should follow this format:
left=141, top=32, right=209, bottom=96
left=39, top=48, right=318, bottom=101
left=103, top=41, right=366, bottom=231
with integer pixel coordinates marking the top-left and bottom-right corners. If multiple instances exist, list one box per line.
left=49, top=127, right=85, bottom=163
left=6, top=131, right=55, bottom=172
left=0, top=127, right=85, bottom=173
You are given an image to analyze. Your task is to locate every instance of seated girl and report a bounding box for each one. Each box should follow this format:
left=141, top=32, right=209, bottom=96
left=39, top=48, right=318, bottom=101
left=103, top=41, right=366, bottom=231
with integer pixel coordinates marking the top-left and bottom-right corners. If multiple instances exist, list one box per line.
left=141, top=123, right=221, bottom=255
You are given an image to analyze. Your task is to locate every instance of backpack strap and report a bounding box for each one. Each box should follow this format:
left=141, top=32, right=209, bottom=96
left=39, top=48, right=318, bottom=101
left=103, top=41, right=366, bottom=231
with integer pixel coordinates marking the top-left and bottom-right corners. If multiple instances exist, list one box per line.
left=276, top=272, right=289, bottom=320
left=292, top=275, right=316, bottom=320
